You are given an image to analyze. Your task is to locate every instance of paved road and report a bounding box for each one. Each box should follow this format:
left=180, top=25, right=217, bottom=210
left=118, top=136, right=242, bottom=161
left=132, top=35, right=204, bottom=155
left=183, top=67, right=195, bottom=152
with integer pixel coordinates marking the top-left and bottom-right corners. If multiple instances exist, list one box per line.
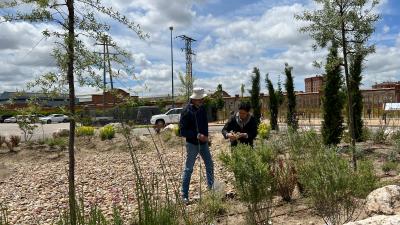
left=1, top=122, right=397, bottom=141
left=0, top=123, right=70, bottom=141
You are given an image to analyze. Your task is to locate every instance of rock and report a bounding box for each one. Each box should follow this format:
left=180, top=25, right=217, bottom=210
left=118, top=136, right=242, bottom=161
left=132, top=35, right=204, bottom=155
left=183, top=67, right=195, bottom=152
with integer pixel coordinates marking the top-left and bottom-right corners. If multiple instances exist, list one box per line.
left=343, top=215, right=400, bottom=225
left=365, top=185, right=400, bottom=216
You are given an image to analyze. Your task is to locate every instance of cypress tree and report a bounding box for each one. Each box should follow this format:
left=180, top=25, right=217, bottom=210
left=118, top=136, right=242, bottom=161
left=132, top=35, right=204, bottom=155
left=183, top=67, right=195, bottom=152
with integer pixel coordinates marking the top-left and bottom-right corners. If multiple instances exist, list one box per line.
left=349, top=53, right=364, bottom=141
left=284, top=63, right=298, bottom=131
left=266, top=74, right=278, bottom=130
left=322, top=42, right=344, bottom=145
left=250, top=67, right=261, bottom=125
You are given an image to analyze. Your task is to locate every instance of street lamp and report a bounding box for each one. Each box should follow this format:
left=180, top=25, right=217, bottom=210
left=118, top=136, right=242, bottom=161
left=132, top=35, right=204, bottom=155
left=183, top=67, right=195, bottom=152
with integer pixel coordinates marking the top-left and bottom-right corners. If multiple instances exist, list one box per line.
left=169, top=26, right=174, bottom=108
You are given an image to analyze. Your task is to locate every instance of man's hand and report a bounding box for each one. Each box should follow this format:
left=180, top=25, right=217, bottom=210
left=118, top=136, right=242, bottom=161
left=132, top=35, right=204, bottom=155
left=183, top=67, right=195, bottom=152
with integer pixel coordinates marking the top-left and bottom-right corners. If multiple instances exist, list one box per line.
left=239, top=133, right=248, bottom=139
left=226, top=132, right=237, bottom=141
left=198, top=133, right=208, bottom=142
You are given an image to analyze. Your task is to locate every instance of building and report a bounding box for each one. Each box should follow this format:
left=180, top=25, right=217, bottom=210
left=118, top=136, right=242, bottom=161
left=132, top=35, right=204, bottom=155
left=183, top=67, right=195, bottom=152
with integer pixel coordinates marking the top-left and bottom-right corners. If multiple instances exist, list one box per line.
left=372, top=81, right=400, bottom=89
left=305, top=75, right=324, bottom=93
left=0, top=91, right=70, bottom=109
left=77, top=88, right=138, bottom=109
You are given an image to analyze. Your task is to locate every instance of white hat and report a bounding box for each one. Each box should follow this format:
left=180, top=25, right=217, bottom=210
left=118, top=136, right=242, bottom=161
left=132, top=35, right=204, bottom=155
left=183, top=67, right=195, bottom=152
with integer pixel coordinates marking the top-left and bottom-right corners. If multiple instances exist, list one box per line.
left=190, top=87, right=207, bottom=99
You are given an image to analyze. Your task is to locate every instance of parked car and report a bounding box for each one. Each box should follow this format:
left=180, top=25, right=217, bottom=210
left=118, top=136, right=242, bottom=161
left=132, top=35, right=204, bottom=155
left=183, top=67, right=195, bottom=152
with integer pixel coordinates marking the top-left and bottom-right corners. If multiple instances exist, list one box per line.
left=0, top=114, right=13, bottom=123
left=150, top=108, right=183, bottom=127
left=4, top=116, right=17, bottom=123
left=39, top=114, right=69, bottom=124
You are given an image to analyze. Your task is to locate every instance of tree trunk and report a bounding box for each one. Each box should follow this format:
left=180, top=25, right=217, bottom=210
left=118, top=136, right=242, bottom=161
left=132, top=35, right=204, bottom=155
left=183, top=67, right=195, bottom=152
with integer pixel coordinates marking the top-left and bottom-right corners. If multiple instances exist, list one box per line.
left=341, top=19, right=357, bottom=170
left=67, top=0, right=77, bottom=224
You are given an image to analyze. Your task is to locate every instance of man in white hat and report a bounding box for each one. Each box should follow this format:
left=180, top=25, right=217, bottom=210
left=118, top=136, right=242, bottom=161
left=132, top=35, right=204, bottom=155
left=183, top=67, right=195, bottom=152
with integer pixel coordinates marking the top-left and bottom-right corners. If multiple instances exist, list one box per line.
left=179, top=87, right=214, bottom=204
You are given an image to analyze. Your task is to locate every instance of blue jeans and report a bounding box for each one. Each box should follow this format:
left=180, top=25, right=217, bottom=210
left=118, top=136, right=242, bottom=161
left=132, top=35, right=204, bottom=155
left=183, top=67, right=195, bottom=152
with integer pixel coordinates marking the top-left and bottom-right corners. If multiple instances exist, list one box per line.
left=181, top=142, right=214, bottom=199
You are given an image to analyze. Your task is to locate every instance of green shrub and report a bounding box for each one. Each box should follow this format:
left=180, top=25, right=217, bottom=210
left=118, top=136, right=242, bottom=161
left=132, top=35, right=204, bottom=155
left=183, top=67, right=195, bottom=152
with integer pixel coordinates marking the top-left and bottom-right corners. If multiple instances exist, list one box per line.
left=56, top=199, right=126, bottom=225
left=298, top=149, right=377, bottom=225
left=196, top=190, right=227, bottom=224
left=257, top=122, right=271, bottom=140
left=46, top=137, right=68, bottom=150
left=391, top=129, right=400, bottom=142
left=76, top=126, right=95, bottom=137
left=99, top=125, right=115, bottom=140
left=361, top=126, right=372, bottom=142
left=373, top=126, right=389, bottom=144
left=220, top=144, right=275, bottom=225
left=275, top=158, right=297, bottom=202
left=382, top=161, right=397, bottom=174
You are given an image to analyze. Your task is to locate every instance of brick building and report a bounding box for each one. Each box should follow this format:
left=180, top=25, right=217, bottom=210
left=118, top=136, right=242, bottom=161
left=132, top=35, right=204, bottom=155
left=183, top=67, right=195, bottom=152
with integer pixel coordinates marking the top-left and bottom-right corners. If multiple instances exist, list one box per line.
left=305, top=75, right=324, bottom=93
left=77, top=89, right=138, bottom=109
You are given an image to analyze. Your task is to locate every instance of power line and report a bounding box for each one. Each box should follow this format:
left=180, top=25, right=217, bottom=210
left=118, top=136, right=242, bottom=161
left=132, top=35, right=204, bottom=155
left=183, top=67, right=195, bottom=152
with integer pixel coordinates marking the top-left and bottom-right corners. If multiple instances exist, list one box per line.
left=177, top=35, right=196, bottom=101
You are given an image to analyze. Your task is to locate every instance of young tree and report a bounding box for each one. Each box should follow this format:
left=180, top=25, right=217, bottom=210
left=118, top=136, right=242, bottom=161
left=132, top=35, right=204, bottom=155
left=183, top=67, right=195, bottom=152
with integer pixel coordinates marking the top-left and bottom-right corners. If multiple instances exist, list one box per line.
left=284, top=63, right=298, bottom=131
left=249, top=67, right=261, bottom=125
left=240, top=83, right=245, bottom=99
left=266, top=74, right=278, bottom=130
left=322, top=42, right=344, bottom=145
left=178, top=71, right=195, bottom=102
left=0, top=1, right=146, bottom=224
left=296, top=0, right=380, bottom=169
left=349, top=52, right=364, bottom=141
left=276, top=74, right=284, bottom=123
left=215, top=84, right=225, bottom=110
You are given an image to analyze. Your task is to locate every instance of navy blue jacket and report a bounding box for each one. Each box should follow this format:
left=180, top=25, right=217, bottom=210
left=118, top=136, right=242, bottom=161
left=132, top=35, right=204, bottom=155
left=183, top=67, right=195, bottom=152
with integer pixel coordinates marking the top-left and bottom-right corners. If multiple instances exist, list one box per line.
left=221, top=114, right=258, bottom=147
left=179, top=104, right=208, bottom=145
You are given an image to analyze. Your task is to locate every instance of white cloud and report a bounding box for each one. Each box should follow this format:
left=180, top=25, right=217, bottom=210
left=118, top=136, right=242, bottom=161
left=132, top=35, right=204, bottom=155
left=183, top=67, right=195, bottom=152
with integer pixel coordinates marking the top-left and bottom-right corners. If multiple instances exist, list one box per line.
left=383, top=25, right=390, bottom=33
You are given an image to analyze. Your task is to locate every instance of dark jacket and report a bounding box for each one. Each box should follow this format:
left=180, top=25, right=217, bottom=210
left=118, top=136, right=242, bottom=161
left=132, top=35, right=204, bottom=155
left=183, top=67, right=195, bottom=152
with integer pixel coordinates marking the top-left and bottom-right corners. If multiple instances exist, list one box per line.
left=222, top=114, right=258, bottom=147
left=179, top=103, right=208, bottom=145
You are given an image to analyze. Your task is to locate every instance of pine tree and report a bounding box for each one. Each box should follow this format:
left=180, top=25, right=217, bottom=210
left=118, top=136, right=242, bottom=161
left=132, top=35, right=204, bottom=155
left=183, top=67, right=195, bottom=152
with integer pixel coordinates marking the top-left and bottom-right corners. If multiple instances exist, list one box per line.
left=250, top=67, right=261, bottom=125
left=349, top=53, right=364, bottom=141
left=266, top=74, right=278, bottom=130
left=322, top=42, right=344, bottom=145
left=284, top=63, right=298, bottom=131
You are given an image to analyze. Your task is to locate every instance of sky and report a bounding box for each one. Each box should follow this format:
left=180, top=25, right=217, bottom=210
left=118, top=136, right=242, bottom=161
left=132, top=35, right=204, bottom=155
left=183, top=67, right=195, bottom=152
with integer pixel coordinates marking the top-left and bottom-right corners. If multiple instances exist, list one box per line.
left=0, top=0, right=399, bottom=97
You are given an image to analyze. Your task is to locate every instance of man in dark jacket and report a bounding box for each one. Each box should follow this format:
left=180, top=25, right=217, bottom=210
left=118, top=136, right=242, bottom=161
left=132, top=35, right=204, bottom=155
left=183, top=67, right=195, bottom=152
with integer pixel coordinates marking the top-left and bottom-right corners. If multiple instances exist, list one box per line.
left=222, top=101, right=258, bottom=147
left=179, top=87, right=214, bottom=204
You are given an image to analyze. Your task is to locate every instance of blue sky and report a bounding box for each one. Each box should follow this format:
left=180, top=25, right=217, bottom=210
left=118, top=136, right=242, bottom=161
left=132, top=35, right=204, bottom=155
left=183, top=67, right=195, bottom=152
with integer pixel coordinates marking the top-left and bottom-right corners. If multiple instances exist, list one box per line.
left=0, top=0, right=399, bottom=97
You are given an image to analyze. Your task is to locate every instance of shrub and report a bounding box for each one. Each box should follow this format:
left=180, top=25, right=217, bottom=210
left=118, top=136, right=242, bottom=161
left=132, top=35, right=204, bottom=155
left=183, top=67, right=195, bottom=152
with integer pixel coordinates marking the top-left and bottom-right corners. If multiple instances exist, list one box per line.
left=0, top=202, right=9, bottom=225
left=220, top=144, right=275, bottom=224
left=275, top=158, right=297, bottom=202
left=382, top=161, right=397, bottom=174
left=388, top=150, right=397, bottom=162
left=373, top=126, right=389, bottom=144
left=361, top=126, right=372, bottom=142
left=76, top=126, right=95, bottom=137
left=46, top=137, right=67, bottom=150
left=196, top=189, right=227, bottom=224
left=257, top=122, right=271, bottom=140
left=10, top=135, right=20, bottom=147
left=298, top=149, right=377, bottom=225
left=391, top=129, right=400, bottom=142
left=0, top=136, right=5, bottom=148
left=16, top=115, right=37, bottom=141
left=99, top=125, right=115, bottom=140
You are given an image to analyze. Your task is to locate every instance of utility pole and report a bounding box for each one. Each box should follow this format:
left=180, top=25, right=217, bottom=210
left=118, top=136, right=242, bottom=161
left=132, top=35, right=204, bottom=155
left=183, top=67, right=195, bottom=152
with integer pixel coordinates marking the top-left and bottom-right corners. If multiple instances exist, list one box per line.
left=177, top=35, right=196, bottom=101
left=170, top=26, right=174, bottom=108
left=96, top=36, right=118, bottom=112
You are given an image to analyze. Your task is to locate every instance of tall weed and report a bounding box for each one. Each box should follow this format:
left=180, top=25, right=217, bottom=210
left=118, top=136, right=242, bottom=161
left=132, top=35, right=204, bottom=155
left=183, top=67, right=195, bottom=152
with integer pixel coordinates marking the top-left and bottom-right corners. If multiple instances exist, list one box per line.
left=275, top=158, right=297, bottom=202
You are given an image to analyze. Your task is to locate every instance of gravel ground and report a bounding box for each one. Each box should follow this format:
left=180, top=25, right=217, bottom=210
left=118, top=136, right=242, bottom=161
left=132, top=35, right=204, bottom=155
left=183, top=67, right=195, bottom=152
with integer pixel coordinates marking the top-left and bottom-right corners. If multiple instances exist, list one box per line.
left=0, top=132, right=233, bottom=224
